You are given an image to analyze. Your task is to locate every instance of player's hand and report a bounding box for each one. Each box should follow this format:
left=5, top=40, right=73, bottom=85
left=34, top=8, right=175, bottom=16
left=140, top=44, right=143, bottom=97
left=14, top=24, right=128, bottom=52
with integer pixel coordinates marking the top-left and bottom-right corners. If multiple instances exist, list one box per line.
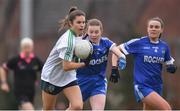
left=110, top=66, right=120, bottom=83
left=82, top=53, right=92, bottom=66
left=1, top=82, right=10, bottom=92
left=82, top=41, right=93, bottom=66
left=118, top=57, right=126, bottom=70
left=74, top=56, right=80, bottom=63
left=166, top=64, right=177, bottom=73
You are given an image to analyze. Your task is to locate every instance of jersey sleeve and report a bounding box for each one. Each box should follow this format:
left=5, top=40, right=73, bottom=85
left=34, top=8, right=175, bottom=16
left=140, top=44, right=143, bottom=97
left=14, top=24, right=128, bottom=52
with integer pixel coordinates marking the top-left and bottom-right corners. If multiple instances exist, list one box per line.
left=164, top=45, right=174, bottom=65
left=57, top=31, right=74, bottom=62
left=103, top=37, right=116, bottom=50
left=119, top=38, right=140, bottom=55
left=3, top=57, right=18, bottom=70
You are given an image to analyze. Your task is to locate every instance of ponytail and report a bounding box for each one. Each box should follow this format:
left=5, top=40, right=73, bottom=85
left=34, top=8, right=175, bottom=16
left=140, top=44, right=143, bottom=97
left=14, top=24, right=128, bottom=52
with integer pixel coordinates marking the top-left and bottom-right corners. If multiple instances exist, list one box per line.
left=58, top=6, right=85, bottom=31
left=159, top=33, right=162, bottom=38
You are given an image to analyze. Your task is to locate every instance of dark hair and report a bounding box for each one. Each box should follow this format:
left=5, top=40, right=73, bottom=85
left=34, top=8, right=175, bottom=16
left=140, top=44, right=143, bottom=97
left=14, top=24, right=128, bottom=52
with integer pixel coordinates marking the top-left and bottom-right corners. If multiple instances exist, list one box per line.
left=148, top=17, right=164, bottom=38
left=148, top=17, right=164, bottom=28
left=58, top=6, right=86, bottom=31
left=86, top=19, right=103, bottom=33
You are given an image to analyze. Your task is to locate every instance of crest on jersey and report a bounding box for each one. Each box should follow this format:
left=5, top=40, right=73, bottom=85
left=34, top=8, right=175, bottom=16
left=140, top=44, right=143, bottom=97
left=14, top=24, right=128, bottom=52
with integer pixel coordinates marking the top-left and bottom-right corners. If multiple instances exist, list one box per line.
left=46, top=85, right=55, bottom=93
left=152, top=47, right=159, bottom=53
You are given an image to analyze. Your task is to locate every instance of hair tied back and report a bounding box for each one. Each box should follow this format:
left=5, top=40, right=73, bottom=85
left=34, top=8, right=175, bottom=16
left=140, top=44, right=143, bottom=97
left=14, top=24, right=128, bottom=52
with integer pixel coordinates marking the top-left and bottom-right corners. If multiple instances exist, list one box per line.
left=69, top=6, right=78, bottom=14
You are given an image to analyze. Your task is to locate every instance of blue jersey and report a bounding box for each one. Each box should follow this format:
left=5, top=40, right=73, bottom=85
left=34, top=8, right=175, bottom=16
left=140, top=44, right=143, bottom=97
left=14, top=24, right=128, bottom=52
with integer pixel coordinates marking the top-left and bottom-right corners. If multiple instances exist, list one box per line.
left=77, top=37, right=115, bottom=78
left=120, top=36, right=174, bottom=87
left=77, top=37, right=115, bottom=101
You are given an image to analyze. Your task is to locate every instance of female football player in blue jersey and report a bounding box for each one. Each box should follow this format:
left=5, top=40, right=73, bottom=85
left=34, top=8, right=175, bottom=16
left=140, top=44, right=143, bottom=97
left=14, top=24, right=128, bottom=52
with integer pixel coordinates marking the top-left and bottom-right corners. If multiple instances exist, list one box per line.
left=76, top=19, right=126, bottom=110
left=112, top=17, right=177, bottom=110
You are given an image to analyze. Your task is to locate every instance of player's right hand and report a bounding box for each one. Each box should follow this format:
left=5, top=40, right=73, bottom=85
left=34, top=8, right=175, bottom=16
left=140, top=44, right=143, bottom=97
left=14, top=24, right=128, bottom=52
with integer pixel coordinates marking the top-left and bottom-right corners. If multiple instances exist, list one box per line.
left=1, top=82, right=10, bottom=92
left=110, top=66, right=120, bottom=83
left=118, top=57, right=126, bottom=70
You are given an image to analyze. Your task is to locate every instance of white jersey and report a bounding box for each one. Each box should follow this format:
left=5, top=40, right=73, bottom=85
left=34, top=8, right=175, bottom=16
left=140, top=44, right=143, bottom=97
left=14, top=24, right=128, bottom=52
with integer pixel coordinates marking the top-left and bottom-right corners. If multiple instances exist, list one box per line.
left=41, top=29, right=77, bottom=87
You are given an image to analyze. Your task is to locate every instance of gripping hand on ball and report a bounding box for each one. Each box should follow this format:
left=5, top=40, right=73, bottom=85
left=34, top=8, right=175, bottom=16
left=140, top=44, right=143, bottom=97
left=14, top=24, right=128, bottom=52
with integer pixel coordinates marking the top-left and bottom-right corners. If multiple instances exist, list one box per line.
left=83, top=52, right=92, bottom=66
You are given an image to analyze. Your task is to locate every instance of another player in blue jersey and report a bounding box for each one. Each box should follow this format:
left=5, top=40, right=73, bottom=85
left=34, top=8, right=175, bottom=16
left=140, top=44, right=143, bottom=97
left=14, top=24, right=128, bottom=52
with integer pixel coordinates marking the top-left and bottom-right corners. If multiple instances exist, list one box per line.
left=112, top=17, right=177, bottom=110
left=76, top=19, right=126, bottom=110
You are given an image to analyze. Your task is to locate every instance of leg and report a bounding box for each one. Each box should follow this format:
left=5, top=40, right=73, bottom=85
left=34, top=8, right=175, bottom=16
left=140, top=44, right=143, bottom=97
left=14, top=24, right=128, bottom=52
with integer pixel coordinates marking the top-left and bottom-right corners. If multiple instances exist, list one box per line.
left=15, top=92, right=35, bottom=110
left=19, top=102, right=34, bottom=110
left=63, top=85, right=83, bottom=110
left=42, top=91, right=58, bottom=110
left=143, top=102, right=154, bottom=110
left=142, top=91, right=171, bottom=110
left=89, top=94, right=106, bottom=110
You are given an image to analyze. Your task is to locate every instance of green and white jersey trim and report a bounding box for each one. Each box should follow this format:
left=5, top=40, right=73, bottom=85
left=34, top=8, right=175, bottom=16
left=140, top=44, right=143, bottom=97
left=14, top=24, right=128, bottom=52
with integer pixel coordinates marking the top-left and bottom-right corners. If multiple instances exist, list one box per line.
left=64, top=30, right=74, bottom=61
left=41, top=29, right=77, bottom=87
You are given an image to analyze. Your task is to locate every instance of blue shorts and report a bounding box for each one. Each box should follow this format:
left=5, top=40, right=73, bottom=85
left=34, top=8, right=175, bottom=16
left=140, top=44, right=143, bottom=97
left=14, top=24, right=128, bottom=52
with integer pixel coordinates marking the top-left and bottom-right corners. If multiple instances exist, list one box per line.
left=134, top=84, right=163, bottom=102
left=77, top=75, right=107, bottom=101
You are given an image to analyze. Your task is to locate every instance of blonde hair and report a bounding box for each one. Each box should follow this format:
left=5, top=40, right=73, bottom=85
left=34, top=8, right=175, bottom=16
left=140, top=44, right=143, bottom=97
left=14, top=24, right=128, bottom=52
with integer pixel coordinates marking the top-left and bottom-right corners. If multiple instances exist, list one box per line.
left=20, top=37, right=33, bottom=48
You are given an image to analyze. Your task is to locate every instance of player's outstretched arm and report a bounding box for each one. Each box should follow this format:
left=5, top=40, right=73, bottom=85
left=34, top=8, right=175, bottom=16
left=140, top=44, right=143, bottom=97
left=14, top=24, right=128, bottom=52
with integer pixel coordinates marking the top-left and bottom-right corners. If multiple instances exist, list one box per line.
left=109, top=46, right=126, bottom=83
left=63, top=60, right=85, bottom=71
left=111, top=46, right=126, bottom=70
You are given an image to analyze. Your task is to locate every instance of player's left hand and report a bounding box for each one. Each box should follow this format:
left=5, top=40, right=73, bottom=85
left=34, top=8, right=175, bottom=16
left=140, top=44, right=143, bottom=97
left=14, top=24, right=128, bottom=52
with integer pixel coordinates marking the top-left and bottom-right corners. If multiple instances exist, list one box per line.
left=110, top=66, right=120, bottom=83
left=81, top=52, right=92, bottom=66
left=118, top=57, right=126, bottom=70
left=166, top=64, right=177, bottom=73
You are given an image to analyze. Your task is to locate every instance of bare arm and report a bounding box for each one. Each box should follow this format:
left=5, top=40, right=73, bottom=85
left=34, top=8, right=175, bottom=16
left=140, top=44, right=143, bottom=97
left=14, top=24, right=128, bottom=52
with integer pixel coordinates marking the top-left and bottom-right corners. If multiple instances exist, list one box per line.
left=111, top=45, right=125, bottom=66
left=112, top=53, right=119, bottom=66
left=0, top=67, right=7, bottom=83
left=109, top=45, right=125, bottom=83
left=0, top=67, right=10, bottom=92
left=63, top=60, right=85, bottom=71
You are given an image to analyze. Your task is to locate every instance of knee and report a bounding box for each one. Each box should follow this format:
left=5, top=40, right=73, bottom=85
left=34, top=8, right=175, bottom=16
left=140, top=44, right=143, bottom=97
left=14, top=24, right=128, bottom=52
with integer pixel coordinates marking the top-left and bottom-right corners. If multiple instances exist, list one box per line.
left=43, top=105, right=55, bottom=110
left=70, top=102, right=83, bottom=110
left=159, top=100, right=171, bottom=110
left=20, top=102, right=34, bottom=110
left=163, top=103, right=172, bottom=110
left=43, top=102, right=55, bottom=110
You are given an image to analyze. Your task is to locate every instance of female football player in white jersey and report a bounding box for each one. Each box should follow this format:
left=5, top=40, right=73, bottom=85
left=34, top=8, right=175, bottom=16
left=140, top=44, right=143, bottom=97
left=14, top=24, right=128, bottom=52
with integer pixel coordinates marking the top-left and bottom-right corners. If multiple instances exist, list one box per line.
left=41, top=6, right=87, bottom=110
left=112, top=17, right=177, bottom=110
left=76, top=19, right=126, bottom=110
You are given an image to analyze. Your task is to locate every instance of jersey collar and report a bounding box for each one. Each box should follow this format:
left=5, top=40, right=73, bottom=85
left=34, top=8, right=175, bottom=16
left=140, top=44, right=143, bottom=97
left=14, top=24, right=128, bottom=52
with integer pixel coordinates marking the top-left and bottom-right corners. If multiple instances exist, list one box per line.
left=20, top=52, right=35, bottom=63
left=147, top=36, right=160, bottom=44
left=69, top=29, right=77, bottom=36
